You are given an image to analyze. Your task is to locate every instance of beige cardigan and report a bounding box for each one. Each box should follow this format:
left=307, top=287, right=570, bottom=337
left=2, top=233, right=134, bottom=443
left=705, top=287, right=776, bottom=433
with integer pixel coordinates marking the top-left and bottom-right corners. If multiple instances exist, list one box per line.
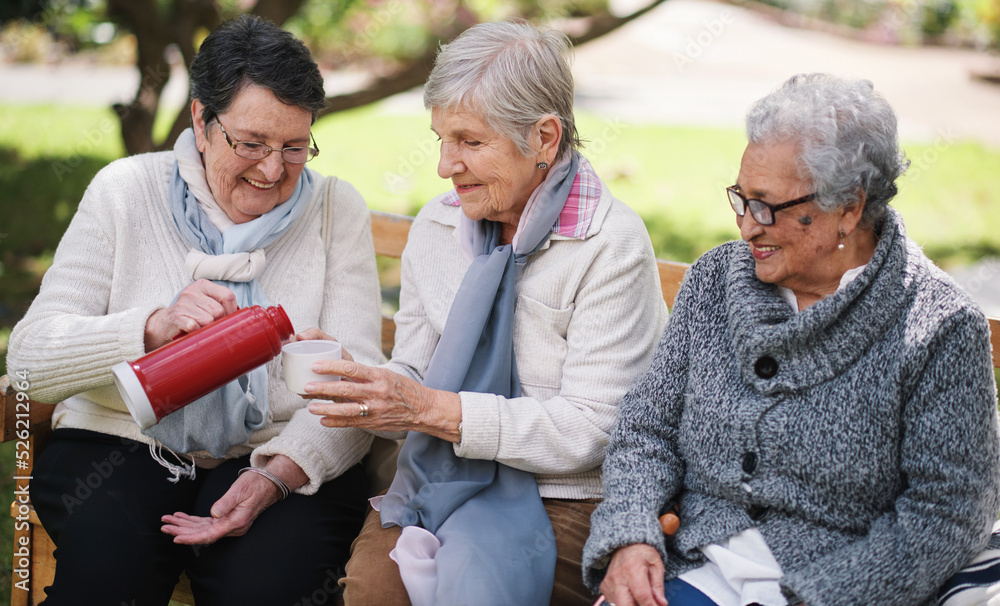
left=384, top=186, right=668, bottom=499
left=6, top=151, right=385, bottom=494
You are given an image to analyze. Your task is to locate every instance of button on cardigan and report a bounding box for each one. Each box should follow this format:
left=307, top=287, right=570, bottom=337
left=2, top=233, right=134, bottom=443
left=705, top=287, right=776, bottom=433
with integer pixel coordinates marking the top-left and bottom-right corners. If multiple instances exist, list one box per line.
left=583, top=208, right=1000, bottom=606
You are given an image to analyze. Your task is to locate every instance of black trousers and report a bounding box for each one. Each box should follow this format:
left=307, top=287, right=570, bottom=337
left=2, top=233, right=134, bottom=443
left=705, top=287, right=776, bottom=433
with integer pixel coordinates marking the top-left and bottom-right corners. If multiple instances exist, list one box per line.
left=30, top=428, right=368, bottom=606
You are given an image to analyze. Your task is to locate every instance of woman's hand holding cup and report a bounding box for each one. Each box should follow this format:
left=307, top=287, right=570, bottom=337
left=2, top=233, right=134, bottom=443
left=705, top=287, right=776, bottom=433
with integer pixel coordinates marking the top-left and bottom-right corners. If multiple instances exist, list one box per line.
left=282, top=338, right=344, bottom=396
left=306, top=363, right=463, bottom=443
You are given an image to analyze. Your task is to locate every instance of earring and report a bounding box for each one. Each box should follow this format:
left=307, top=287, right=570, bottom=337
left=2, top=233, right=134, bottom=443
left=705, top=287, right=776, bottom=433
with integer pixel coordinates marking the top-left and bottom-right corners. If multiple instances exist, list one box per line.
left=537, top=162, right=549, bottom=170
left=837, top=229, right=846, bottom=250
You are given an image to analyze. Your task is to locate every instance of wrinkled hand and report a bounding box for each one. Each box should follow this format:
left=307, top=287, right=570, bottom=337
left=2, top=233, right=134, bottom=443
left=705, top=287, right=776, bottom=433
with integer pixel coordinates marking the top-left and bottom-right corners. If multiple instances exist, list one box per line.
left=145, top=279, right=238, bottom=352
left=160, top=456, right=307, bottom=545
left=160, top=471, right=276, bottom=545
left=306, top=361, right=461, bottom=442
left=600, top=544, right=668, bottom=606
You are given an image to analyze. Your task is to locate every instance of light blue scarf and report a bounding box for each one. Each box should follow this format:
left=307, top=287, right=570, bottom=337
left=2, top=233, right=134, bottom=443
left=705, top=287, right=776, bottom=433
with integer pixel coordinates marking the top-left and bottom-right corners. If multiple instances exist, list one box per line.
left=380, top=154, right=581, bottom=605
left=143, top=142, right=314, bottom=458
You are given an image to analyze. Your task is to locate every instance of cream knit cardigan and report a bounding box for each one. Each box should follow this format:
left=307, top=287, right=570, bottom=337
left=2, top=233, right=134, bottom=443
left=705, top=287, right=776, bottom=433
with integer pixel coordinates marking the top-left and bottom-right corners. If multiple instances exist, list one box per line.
left=6, top=151, right=385, bottom=494
left=384, top=186, right=668, bottom=500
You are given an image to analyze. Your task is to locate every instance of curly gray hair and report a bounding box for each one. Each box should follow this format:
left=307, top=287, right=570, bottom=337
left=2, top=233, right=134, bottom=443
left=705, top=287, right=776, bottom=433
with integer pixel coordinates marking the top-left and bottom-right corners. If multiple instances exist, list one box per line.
left=745, top=73, right=909, bottom=229
left=423, top=20, right=582, bottom=161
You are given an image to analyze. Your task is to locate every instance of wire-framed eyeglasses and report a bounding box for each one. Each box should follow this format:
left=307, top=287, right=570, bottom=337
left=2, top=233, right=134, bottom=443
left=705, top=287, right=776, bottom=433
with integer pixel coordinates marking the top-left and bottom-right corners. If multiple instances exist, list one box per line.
left=216, top=119, right=319, bottom=164
left=726, top=186, right=817, bottom=226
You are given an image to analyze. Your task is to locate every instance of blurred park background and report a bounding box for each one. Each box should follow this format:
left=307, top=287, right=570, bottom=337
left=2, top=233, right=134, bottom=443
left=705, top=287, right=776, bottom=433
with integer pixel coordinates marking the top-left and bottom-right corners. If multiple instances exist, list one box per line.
left=1, top=0, right=999, bottom=601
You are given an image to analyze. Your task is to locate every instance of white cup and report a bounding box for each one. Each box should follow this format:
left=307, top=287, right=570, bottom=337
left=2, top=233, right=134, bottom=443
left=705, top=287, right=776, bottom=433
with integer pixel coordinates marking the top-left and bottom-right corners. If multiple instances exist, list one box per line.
left=282, top=340, right=342, bottom=395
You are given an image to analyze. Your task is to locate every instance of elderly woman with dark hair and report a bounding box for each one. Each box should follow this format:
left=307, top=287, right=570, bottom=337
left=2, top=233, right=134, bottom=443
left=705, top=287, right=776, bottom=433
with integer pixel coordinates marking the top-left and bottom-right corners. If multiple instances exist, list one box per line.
left=6, top=15, right=383, bottom=604
left=305, top=20, right=667, bottom=606
left=583, top=73, right=1000, bottom=606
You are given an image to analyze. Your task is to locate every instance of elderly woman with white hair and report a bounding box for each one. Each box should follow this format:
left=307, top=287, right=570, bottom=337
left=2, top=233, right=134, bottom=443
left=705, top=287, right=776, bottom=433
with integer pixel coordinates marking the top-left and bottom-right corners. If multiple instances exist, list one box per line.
left=305, top=20, right=667, bottom=606
left=583, top=73, right=1000, bottom=606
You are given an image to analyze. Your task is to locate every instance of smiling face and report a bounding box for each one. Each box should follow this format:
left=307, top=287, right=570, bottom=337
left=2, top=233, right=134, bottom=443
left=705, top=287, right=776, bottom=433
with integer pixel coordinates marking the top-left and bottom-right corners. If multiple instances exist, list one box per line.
left=192, top=84, right=313, bottom=224
left=736, top=140, right=859, bottom=304
left=431, top=107, right=550, bottom=234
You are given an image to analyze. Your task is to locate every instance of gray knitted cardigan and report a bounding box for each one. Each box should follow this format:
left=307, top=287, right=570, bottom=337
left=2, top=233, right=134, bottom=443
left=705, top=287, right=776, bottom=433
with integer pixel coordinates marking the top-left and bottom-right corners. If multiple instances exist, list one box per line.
left=583, top=209, right=1000, bottom=606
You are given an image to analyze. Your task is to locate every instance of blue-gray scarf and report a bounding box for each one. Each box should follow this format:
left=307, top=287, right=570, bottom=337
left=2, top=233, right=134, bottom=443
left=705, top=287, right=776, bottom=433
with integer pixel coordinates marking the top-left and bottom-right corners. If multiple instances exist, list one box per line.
left=380, top=153, right=581, bottom=605
left=142, top=155, right=314, bottom=458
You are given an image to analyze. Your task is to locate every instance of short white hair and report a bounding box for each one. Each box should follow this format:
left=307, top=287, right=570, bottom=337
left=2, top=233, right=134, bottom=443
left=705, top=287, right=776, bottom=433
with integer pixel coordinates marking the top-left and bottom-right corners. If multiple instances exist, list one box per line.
left=746, top=73, right=909, bottom=229
left=423, top=20, right=581, bottom=161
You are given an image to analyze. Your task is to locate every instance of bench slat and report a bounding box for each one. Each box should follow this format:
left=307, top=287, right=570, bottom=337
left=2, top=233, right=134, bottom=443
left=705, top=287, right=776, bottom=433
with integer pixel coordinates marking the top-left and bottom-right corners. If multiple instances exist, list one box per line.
left=657, top=260, right=688, bottom=308
left=3, top=209, right=999, bottom=606
left=370, top=210, right=412, bottom=258
left=0, top=376, right=55, bottom=444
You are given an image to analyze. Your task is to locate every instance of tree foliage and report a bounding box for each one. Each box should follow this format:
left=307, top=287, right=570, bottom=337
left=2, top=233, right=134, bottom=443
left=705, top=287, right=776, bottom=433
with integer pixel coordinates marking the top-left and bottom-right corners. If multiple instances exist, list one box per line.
left=11, top=0, right=668, bottom=155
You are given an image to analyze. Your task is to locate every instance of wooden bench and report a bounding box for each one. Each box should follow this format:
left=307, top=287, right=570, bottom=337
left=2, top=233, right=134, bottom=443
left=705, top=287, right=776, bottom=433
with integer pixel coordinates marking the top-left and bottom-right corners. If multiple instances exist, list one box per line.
left=3, top=209, right=999, bottom=604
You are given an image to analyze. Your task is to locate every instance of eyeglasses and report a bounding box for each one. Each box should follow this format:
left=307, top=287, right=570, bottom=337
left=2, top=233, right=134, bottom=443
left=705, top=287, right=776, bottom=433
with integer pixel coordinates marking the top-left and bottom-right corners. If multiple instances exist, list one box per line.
left=215, top=119, right=319, bottom=164
left=726, top=186, right=817, bottom=226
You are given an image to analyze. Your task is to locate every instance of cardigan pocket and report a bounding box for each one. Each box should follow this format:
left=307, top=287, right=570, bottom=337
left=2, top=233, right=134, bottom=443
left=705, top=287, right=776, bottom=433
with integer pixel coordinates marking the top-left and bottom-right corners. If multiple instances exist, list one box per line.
left=513, top=295, right=573, bottom=390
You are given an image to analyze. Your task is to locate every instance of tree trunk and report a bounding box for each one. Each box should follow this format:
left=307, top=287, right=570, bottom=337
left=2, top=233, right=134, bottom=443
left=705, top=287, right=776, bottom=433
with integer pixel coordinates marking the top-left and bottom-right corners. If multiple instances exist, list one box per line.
left=109, top=0, right=219, bottom=154
left=569, top=0, right=671, bottom=46
left=318, top=0, right=670, bottom=116
left=251, top=0, right=308, bottom=25
left=111, top=0, right=670, bottom=153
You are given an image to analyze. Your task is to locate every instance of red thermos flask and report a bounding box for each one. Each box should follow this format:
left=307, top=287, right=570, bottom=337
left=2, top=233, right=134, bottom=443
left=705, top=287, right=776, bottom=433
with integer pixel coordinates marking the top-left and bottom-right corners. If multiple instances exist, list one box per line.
left=112, top=305, right=294, bottom=429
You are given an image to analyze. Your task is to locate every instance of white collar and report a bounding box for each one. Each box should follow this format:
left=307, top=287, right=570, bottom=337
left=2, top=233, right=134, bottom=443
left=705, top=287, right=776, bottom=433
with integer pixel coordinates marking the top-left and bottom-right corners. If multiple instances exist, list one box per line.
left=778, top=264, right=869, bottom=313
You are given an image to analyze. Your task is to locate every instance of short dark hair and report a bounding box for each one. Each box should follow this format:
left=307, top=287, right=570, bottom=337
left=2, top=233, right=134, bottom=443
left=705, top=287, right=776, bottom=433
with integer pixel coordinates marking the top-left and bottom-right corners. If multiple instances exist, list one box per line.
left=189, top=14, right=326, bottom=127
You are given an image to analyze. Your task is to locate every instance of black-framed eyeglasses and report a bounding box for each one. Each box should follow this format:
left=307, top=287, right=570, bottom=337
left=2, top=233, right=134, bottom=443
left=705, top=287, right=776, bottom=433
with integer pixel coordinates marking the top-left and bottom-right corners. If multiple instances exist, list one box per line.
left=216, top=119, right=319, bottom=164
left=726, top=186, right=817, bottom=226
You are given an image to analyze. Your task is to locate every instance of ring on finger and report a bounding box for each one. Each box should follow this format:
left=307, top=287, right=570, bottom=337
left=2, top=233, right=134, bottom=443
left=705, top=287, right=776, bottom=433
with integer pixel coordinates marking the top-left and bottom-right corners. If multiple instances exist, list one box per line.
left=358, top=403, right=370, bottom=417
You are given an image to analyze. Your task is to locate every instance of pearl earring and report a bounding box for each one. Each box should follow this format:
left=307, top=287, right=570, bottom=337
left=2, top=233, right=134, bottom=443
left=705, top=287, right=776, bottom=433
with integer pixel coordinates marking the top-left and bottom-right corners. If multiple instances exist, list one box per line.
left=537, top=162, right=549, bottom=170
left=838, top=229, right=846, bottom=250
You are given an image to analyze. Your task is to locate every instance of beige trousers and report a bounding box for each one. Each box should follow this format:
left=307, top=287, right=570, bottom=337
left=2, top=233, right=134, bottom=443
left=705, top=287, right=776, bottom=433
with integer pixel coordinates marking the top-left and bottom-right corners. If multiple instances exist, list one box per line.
left=340, top=497, right=600, bottom=605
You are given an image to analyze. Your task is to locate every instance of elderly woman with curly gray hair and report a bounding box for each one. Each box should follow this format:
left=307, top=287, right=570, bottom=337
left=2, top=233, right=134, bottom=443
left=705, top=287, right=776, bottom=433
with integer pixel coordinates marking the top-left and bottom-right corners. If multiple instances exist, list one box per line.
left=583, top=73, right=1000, bottom=606
left=305, top=19, right=666, bottom=606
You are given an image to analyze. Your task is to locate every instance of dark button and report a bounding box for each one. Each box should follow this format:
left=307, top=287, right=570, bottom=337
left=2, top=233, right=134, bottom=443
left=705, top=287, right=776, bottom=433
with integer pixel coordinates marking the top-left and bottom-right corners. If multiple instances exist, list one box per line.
left=742, top=451, right=758, bottom=474
left=748, top=504, right=769, bottom=521
left=754, top=356, right=778, bottom=379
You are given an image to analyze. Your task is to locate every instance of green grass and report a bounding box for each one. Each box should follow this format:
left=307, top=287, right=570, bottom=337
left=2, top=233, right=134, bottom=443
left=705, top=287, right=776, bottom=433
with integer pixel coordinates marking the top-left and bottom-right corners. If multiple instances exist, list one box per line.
left=1, top=101, right=999, bottom=602
left=4, top=102, right=1000, bottom=265
left=309, top=105, right=1000, bottom=265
